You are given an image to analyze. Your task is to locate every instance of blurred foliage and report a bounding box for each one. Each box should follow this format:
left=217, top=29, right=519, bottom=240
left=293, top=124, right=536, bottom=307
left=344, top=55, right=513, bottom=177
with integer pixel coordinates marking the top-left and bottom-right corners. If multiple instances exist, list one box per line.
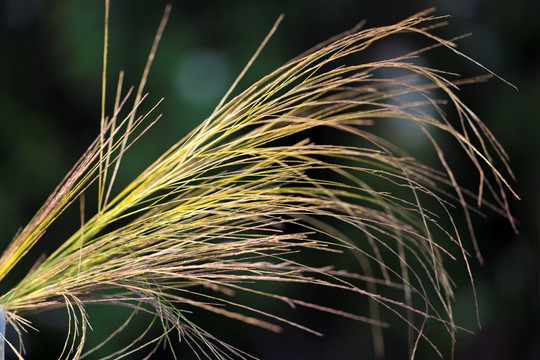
left=0, top=0, right=538, bottom=359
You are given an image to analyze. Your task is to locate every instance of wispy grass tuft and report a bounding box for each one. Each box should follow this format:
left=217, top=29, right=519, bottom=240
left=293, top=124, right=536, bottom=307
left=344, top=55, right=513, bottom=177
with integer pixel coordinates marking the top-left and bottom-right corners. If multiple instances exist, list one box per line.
left=0, top=5, right=516, bottom=360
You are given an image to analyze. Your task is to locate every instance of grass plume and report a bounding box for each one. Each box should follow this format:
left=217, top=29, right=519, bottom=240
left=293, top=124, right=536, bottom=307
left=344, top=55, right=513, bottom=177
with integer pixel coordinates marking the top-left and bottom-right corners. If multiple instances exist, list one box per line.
left=0, top=5, right=516, bottom=360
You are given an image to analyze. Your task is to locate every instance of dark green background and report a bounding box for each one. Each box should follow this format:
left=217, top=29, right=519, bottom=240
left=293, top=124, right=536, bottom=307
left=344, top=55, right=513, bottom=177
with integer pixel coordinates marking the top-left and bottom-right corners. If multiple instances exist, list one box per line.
left=1, top=0, right=538, bottom=359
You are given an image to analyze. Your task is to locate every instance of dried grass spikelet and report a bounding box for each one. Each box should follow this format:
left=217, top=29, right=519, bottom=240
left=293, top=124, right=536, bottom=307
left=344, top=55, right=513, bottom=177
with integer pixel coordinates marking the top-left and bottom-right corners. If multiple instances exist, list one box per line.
left=0, top=4, right=517, bottom=360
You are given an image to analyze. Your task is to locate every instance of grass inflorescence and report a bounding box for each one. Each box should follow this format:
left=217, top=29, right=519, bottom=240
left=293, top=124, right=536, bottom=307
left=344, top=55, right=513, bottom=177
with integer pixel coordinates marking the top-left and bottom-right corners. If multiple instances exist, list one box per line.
left=0, top=4, right=516, bottom=360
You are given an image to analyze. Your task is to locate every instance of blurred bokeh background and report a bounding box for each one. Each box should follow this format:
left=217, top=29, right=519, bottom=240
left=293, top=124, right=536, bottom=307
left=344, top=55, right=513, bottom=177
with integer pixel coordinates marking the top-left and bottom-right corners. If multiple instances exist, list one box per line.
left=0, top=0, right=538, bottom=359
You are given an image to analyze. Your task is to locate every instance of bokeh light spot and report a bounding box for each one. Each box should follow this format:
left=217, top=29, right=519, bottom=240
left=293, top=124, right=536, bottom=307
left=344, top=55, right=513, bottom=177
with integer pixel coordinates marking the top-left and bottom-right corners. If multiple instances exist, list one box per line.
left=173, top=49, right=232, bottom=108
